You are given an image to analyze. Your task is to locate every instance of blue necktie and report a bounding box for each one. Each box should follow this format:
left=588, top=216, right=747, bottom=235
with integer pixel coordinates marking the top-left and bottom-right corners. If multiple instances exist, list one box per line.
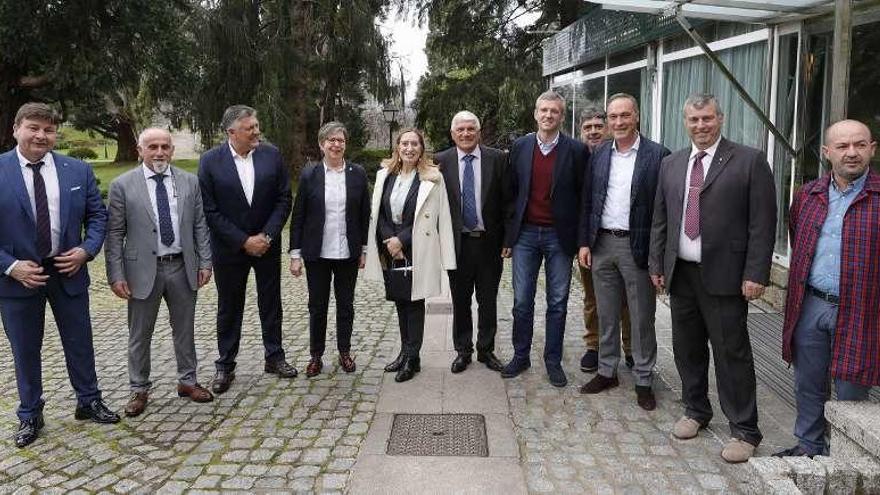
left=461, top=154, right=478, bottom=230
left=151, top=174, right=174, bottom=246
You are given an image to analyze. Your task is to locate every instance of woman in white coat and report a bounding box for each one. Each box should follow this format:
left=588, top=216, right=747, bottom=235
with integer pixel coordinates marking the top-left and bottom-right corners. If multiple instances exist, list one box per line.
left=365, top=129, right=456, bottom=382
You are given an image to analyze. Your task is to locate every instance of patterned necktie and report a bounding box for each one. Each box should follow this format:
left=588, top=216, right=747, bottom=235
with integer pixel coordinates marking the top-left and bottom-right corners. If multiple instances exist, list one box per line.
left=684, top=151, right=707, bottom=240
left=27, top=162, right=51, bottom=257
left=461, top=154, right=478, bottom=230
left=151, top=174, right=175, bottom=246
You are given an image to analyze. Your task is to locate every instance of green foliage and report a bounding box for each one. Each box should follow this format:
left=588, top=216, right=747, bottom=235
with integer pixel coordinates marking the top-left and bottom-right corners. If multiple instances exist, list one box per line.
left=349, top=148, right=391, bottom=183
left=68, top=147, right=99, bottom=160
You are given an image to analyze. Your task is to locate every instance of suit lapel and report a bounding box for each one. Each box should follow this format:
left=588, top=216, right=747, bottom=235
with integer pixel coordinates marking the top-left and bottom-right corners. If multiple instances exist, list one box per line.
left=53, top=153, right=72, bottom=237
left=315, top=163, right=327, bottom=227
left=445, top=151, right=461, bottom=216
left=172, top=166, right=188, bottom=228
left=520, top=135, right=536, bottom=194
left=134, top=166, right=158, bottom=228
left=630, top=137, right=647, bottom=206
left=344, top=161, right=354, bottom=226
left=702, top=138, right=733, bottom=193
left=551, top=134, right=568, bottom=197
left=4, top=153, right=35, bottom=225
left=479, top=145, right=491, bottom=209
left=671, top=152, right=689, bottom=212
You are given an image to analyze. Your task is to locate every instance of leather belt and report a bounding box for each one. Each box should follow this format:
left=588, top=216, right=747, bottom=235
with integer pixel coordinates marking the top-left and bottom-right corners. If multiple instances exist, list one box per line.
left=806, top=285, right=840, bottom=305
left=599, top=228, right=629, bottom=237
left=157, top=253, right=183, bottom=262
left=462, top=231, right=485, bottom=238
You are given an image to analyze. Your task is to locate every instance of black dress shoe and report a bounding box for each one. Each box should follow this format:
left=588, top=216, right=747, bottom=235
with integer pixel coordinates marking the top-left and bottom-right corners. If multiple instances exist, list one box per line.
left=265, top=359, right=298, bottom=378
left=772, top=445, right=815, bottom=458
left=578, top=374, right=619, bottom=394
left=450, top=353, right=472, bottom=373
left=500, top=359, right=531, bottom=378
left=625, top=354, right=635, bottom=368
left=547, top=365, right=568, bottom=388
left=395, top=358, right=420, bottom=383
left=635, top=385, right=656, bottom=411
left=384, top=351, right=405, bottom=373
left=74, top=399, right=121, bottom=424
left=14, top=414, right=44, bottom=448
left=580, top=350, right=599, bottom=373
left=477, top=352, right=504, bottom=372
left=212, top=370, right=235, bottom=394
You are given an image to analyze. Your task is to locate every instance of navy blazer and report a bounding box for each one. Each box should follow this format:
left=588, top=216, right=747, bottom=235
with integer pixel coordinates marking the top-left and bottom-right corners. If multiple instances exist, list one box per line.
left=504, top=132, right=589, bottom=256
left=288, top=161, right=371, bottom=262
left=0, top=149, right=107, bottom=297
left=579, top=135, right=670, bottom=269
left=198, top=141, right=292, bottom=263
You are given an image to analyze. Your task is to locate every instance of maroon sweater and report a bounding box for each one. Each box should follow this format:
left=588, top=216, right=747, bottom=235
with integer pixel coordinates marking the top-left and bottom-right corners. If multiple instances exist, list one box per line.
left=525, top=144, right=557, bottom=226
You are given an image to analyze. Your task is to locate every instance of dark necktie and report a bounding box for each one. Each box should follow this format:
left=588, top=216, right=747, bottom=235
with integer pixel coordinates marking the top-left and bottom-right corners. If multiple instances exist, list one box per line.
left=461, top=154, right=478, bottom=230
left=684, top=151, right=707, bottom=240
left=27, top=162, right=51, bottom=257
left=151, top=174, right=175, bottom=246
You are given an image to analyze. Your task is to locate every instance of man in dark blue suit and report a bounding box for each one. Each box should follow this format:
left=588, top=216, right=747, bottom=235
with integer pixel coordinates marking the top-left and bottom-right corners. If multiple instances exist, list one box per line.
left=501, top=90, right=590, bottom=387
left=0, top=103, right=119, bottom=448
left=577, top=94, right=670, bottom=410
left=198, top=105, right=295, bottom=394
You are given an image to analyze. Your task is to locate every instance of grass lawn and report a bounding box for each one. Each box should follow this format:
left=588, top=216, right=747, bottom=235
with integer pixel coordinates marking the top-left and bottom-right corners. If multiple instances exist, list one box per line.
left=90, top=159, right=199, bottom=197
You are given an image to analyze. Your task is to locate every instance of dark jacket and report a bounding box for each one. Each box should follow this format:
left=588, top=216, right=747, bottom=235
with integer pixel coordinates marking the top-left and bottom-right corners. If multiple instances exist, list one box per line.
left=504, top=132, right=590, bottom=256
left=197, top=141, right=292, bottom=264
left=288, top=161, right=370, bottom=262
left=579, top=135, right=670, bottom=268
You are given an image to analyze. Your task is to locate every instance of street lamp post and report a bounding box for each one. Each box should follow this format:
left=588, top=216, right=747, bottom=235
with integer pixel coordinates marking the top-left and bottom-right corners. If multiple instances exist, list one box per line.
left=382, top=105, right=398, bottom=154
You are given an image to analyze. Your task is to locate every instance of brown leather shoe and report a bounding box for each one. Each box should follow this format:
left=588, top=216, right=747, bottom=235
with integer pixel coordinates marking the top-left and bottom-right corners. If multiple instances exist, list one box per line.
left=306, top=357, right=323, bottom=377
left=339, top=352, right=356, bottom=373
left=177, top=383, right=214, bottom=403
left=125, top=391, right=149, bottom=417
left=578, top=374, right=619, bottom=394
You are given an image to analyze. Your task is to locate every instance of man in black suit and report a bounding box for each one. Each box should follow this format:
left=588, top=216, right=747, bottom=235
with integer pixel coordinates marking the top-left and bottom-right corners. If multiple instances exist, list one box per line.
left=198, top=105, right=296, bottom=394
left=501, top=90, right=590, bottom=388
left=649, top=93, right=776, bottom=463
left=436, top=111, right=507, bottom=373
left=578, top=94, right=670, bottom=411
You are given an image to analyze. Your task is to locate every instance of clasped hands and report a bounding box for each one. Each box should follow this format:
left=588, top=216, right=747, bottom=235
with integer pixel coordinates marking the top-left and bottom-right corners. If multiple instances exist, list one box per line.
left=243, top=233, right=271, bottom=257
left=383, top=237, right=405, bottom=260
left=9, top=247, right=89, bottom=289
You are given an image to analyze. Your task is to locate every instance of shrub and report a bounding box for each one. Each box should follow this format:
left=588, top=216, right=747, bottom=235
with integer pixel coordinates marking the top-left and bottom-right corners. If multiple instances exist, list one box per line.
left=68, top=147, right=98, bottom=160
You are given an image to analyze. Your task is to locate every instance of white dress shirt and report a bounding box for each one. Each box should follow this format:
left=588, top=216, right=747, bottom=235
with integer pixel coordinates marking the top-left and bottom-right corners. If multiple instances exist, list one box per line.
left=678, top=137, right=722, bottom=262
left=228, top=143, right=255, bottom=205
left=142, top=164, right=182, bottom=256
left=390, top=170, right=417, bottom=224
left=457, top=146, right=484, bottom=231
left=600, top=135, right=640, bottom=230
left=319, top=163, right=349, bottom=259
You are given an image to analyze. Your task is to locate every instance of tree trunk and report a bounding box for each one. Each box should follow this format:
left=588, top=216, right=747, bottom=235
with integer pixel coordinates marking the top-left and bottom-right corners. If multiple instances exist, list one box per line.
left=113, top=120, right=139, bottom=163
left=286, top=0, right=314, bottom=174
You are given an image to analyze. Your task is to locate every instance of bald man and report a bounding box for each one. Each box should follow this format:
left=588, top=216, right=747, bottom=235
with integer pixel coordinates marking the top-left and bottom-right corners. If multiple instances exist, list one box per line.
left=106, top=128, right=215, bottom=417
left=775, top=120, right=880, bottom=457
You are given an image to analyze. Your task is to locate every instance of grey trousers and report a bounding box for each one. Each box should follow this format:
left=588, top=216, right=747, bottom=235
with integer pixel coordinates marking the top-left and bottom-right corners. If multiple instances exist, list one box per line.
left=591, top=232, right=657, bottom=387
left=128, top=257, right=198, bottom=392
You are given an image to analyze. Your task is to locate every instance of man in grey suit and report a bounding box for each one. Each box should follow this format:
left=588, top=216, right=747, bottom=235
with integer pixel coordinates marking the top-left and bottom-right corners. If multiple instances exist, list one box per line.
left=106, top=128, right=215, bottom=417
left=649, top=94, right=776, bottom=463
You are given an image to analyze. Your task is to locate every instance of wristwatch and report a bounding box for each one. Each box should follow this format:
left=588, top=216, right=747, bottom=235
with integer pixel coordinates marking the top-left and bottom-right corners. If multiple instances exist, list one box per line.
left=263, top=233, right=273, bottom=245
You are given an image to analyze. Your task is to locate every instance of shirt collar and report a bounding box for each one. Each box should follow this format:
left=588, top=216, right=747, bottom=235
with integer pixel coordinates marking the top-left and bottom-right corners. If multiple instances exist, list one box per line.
left=689, top=136, right=722, bottom=161
left=831, top=169, right=870, bottom=194
left=456, top=146, right=481, bottom=161
left=537, top=132, right=560, bottom=148
left=142, top=163, right=172, bottom=179
left=228, top=142, right=254, bottom=160
left=612, top=134, right=640, bottom=155
left=323, top=161, right=346, bottom=174
left=16, top=147, right=53, bottom=168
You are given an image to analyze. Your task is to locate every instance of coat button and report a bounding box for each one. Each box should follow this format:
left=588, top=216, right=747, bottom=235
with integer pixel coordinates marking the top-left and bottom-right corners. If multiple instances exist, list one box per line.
left=425, top=232, right=430, bottom=236
left=424, top=214, right=430, bottom=218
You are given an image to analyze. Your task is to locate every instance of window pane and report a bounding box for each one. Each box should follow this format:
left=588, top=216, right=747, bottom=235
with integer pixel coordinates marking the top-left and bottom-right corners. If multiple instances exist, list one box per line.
left=847, top=21, right=880, bottom=173
left=552, top=84, right=575, bottom=135
left=773, top=33, right=798, bottom=257
left=608, top=70, right=651, bottom=136
left=661, top=56, right=709, bottom=151
left=574, top=78, right=605, bottom=127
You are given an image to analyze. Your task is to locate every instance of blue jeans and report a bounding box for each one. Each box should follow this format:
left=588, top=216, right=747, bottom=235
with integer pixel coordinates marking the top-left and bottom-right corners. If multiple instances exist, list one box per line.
left=793, top=293, right=873, bottom=455
left=511, top=225, right=573, bottom=368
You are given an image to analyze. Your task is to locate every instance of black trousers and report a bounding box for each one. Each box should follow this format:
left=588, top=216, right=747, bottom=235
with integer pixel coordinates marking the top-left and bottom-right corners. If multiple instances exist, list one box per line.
left=214, top=255, right=284, bottom=371
left=395, top=299, right=425, bottom=359
left=669, top=260, right=762, bottom=446
left=448, top=234, right=503, bottom=355
left=304, top=257, right=359, bottom=356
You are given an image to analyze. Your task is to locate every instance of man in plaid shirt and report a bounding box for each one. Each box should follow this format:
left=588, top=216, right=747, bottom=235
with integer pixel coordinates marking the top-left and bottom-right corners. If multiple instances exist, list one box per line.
left=775, top=120, right=879, bottom=457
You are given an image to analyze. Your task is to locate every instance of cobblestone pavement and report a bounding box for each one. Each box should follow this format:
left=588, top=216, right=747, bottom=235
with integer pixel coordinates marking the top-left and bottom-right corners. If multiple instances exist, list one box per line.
left=494, top=264, right=796, bottom=494
left=0, top=251, right=400, bottom=494
left=0, top=255, right=796, bottom=494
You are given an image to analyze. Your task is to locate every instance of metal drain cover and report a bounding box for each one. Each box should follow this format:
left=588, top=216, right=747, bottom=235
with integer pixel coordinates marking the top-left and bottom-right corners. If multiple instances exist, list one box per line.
left=386, top=413, right=488, bottom=457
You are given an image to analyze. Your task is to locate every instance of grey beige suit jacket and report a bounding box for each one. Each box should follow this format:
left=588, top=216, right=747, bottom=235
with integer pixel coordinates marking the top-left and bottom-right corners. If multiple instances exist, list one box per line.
left=649, top=137, right=776, bottom=296
left=105, top=165, right=212, bottom=299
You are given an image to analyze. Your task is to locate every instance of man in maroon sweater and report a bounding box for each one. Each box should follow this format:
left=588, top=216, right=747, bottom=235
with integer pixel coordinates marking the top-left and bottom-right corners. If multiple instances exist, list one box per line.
left=501, top=90, right=590, bottom=387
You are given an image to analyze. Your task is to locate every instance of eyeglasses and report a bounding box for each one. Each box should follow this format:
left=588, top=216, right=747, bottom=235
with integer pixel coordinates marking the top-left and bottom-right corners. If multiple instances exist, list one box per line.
left=325, top=137, right=346, bottom=145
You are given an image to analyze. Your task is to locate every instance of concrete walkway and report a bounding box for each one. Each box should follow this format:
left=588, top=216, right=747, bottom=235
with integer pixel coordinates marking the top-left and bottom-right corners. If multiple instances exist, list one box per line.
left=349, top=303, right=528, bottom=494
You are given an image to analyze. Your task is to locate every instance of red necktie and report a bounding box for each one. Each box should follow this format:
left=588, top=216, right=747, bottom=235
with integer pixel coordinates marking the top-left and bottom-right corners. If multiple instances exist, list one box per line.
left=684, top=152, right=707, bottom=240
